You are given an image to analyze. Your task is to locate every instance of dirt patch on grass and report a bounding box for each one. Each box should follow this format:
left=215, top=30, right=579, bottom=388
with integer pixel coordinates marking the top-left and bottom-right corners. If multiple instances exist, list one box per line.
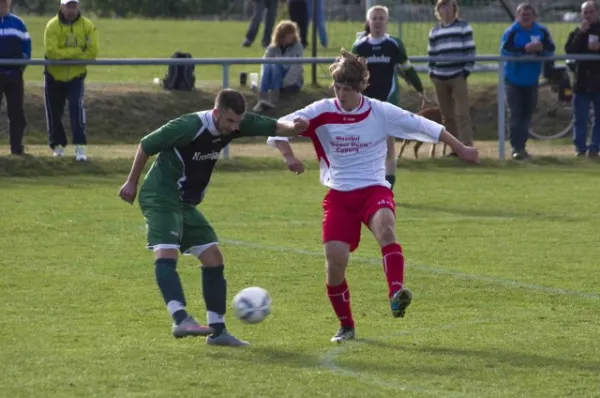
left=0, top=83, right=571, bottom=145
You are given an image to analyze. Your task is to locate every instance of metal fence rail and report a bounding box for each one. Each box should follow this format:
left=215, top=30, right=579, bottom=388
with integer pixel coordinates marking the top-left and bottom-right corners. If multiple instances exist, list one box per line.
left=3, top=54, right=600, bottom=160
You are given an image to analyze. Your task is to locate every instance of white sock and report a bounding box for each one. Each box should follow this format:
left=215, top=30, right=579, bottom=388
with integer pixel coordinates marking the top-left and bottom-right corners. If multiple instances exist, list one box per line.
left=207, top=311, right=224, bottom=325
left=166, top=300, right=185, bottom=316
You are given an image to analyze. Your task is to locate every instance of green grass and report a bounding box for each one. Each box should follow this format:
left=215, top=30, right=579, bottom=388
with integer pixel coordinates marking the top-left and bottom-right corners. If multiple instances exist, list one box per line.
left=1, top=156, right=599, bottom=397
left=18, top=17, right=578, bottom=86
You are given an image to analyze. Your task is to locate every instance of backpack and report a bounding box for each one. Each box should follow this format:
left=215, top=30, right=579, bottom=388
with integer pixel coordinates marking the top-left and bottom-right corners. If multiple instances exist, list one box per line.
left=162, top=52, right=195, bottom=91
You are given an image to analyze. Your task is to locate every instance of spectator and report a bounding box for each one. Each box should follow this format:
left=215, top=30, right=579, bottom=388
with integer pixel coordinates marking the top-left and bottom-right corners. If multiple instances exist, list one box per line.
left=253, top=20, right=304, bottom=112
left=352, top=5, right=428, bottom=188
left=44, top=0, right=98, bottom=161
left=288, top=0, right=308, bottom=48
left=428, top=0, right=475, bottom=154
left=500, top=3, right=555, bottom=160
left=565, top=0, right=600, bottom=157
left=0, top=0, right=30, bottom=156
left=242, top=0, right=277, bottom=48
left=307, top=0, right=327, bottom=48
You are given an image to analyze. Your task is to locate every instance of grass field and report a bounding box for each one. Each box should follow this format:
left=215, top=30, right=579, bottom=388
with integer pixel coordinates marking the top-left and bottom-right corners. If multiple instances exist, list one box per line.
left=2, top=15, right=598, bottom=395
left=16, top=17, right=579, bottom=85
left=1, top=148, right=600, bottom=397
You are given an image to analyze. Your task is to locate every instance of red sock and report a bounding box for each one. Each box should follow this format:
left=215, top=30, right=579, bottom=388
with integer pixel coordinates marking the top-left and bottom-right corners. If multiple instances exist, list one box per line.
left=326, top=279, right=355, bottom=329
left=382, top=243, right=405, bottom=298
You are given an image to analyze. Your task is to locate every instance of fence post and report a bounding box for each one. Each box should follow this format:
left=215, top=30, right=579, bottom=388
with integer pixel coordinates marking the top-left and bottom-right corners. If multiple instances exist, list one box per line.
left=222, top=64, right=230, bottom=160
left=497, top=60, right=506, bottom=161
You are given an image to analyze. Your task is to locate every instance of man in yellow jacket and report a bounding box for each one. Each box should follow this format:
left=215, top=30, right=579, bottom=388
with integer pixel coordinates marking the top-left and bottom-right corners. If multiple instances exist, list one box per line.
left=44, top=0, right=98, bottom=161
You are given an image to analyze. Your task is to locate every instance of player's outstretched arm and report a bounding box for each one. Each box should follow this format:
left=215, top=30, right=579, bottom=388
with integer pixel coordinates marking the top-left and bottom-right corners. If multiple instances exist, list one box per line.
left=270, top=138, right=305, bottom=174
left=382, top=101, right=478, bottom=164
left=439, top=130, right=479, bottom=164
left=119, top=144, right=150, bottom=204
left=274, top=117, right=309, bottom=137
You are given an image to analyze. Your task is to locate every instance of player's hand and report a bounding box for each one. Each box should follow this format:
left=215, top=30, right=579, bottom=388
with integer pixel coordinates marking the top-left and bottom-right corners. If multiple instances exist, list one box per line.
left=293, top=117, right=309, bottom=134
left=457, top=146, right=480, bottom=164
left=284, top=155, right=305, bottom=174
left=589, top=42, right=600, bottom=51
left=119, top=180, right=138, bottom=204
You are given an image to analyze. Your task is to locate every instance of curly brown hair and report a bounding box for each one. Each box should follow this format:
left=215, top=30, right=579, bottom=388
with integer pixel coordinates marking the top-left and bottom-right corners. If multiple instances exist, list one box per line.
left=271, top=20, right=300, bottom=47
left=329, top=49, right=370, bottom=92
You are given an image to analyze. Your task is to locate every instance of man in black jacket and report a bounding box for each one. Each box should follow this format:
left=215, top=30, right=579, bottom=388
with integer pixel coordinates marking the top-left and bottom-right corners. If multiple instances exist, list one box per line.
left=565, top=0, right=600, bottom=157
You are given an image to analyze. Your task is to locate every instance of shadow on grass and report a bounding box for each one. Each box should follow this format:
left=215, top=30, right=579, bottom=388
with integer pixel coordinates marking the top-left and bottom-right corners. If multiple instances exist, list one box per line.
left=0, top=154, right=597, bottom=179
left=399, top=202, right=581, bottom=222
left=203, top=345, right=320, bottom=369
left=341, top=339, right=600, bottom=376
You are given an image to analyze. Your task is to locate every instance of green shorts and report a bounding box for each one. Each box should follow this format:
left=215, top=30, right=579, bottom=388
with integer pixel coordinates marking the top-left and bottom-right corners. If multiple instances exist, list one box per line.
left=141, top=204, right=218, bottom=256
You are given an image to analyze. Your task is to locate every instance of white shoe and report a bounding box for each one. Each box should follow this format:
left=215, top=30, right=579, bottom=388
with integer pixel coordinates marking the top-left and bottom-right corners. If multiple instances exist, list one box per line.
left=330, top=327, right=355, bottom=344
left=53, top=145, right=65, bottom=157
left=75, top=145, right=88, bottom=161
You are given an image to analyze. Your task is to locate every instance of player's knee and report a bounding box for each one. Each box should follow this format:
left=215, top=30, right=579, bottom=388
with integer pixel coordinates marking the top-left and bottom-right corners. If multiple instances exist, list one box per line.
left=198, top=244, right=223, bottom=267
left=325, top=242, right=349, bottom=283
left=370, top=211, right=397, bottom=247
left=376, top=224, right=397, bottom=247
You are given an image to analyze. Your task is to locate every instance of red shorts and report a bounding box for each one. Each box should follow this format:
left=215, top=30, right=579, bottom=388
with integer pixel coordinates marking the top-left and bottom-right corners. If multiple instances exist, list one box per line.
left=322, top=185, right=396, bottom=252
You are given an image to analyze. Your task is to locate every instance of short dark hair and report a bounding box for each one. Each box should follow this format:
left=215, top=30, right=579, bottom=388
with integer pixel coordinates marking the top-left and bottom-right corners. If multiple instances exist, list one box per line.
left=215, top=89, right=246, bottom=115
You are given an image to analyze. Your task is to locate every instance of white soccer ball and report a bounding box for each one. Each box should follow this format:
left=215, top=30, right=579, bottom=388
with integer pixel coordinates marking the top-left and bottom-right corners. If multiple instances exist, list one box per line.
left=232, top=286, right=271, bottom=324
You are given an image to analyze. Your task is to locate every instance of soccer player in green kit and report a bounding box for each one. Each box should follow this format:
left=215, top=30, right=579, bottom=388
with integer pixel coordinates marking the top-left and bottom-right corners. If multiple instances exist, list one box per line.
left=118, top=89, right=308, bottom=347
left=352, top=5, right=429, bottom=189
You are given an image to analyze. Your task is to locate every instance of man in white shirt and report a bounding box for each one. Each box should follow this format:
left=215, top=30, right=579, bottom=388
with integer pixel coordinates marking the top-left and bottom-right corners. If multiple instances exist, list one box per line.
left=267, top=49, right=478, bottom=344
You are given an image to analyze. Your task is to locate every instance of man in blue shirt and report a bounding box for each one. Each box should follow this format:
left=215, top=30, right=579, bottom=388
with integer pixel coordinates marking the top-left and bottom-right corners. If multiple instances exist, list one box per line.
left=0, top=0, right=30, bottom=156
left=501, top=3, right=555, bottom=160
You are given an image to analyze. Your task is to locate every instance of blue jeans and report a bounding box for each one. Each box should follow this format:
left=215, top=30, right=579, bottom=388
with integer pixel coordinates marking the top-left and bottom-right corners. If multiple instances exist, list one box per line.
left=260, top=64, right=302, bottom=93
left=572, top=92, right=600, bottom=154
left=245, top=0, right=277, bottom=47
left=506, top=81, right=538, bottom=152
left=306, top=0, right=328, bottom=48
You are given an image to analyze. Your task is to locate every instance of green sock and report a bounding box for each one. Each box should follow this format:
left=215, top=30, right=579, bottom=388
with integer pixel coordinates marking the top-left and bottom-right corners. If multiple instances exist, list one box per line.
left=155, top=258, right=188, bottom=325
left=202, top=265, right=227, bottom=336
left=386, top=174, right=396, bottom=189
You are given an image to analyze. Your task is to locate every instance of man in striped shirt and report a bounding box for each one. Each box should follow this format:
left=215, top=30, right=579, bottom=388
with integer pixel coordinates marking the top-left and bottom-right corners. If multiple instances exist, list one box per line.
left=427, top=0, right=475, bottom=152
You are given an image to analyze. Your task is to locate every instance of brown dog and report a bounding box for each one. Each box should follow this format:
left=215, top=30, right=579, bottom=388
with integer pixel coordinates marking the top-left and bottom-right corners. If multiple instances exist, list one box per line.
left=397, top=107, right=448, bottom=159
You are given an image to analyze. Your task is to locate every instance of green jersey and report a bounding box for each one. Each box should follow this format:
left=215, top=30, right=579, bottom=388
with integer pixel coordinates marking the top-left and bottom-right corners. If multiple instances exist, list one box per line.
left=139, top=111, right=276, bottom=207
left=351, top=34, right=423, bottom=101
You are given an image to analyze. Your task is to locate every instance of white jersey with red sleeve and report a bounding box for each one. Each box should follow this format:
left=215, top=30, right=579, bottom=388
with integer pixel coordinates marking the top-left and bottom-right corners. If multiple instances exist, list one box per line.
left=267, top=95, right=444, bottom=192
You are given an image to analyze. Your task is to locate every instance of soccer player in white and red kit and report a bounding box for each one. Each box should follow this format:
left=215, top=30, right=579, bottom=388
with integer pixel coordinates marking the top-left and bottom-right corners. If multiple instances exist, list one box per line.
left=267, top=50, right=479, bottom=343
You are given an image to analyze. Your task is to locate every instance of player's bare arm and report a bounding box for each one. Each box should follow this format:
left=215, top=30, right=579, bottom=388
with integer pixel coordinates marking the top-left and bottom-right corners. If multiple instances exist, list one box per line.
left=119, top=144, right=150, bottom=204
left=382, top=101, right=479, bottom=164
left=439, top=130, right=479, bottom=163
left=273, top=139, right=305, bottom=174
left=274, top=117, right=309, bottom=137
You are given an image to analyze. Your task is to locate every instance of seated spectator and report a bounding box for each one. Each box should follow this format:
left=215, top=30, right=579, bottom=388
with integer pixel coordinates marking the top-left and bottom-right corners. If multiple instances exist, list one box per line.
left=565, top=0, right=600, bottom=157
left=253, top=20, right=304, bottom=113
